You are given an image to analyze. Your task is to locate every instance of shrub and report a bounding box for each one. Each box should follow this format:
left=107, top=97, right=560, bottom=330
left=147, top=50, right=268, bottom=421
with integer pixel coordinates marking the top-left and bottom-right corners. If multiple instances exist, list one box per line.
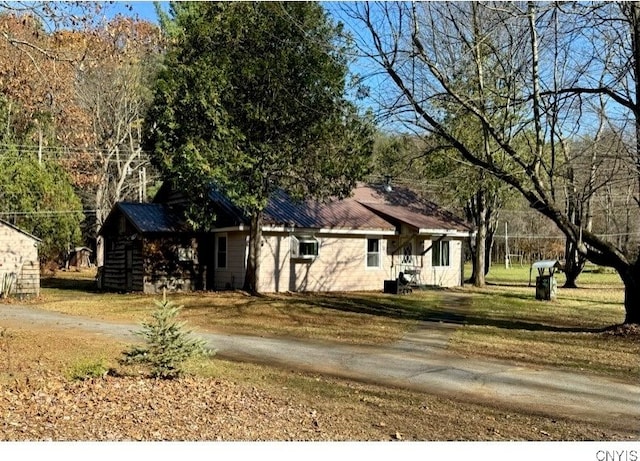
left=68, top=358, right=110, bottom=381
left=0, top=273, right=15, bottom=299
left=121, top=295, right=211, bottom=379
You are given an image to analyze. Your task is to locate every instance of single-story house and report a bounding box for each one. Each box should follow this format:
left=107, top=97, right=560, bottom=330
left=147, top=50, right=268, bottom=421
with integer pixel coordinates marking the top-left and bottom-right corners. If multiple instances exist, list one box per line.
left=0, top=219, right=41, bottom=297
left=99, top=183, right=474, bottom=294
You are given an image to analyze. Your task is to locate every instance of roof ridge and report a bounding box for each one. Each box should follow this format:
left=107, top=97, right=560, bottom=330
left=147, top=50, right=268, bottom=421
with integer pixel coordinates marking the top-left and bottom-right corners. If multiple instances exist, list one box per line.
left=0, top=219, right=42, bottom=242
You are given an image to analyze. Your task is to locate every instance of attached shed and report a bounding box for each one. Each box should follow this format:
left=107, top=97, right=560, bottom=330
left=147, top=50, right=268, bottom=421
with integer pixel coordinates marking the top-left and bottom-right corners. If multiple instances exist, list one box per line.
left=0, top=219, right=41, bottom=298
left=98, top=202, right=200, bottom=293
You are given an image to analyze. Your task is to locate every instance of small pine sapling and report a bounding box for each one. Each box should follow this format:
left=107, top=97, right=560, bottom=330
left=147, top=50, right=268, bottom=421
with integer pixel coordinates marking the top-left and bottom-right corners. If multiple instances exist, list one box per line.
left=121, top=292, right=211, bottom=378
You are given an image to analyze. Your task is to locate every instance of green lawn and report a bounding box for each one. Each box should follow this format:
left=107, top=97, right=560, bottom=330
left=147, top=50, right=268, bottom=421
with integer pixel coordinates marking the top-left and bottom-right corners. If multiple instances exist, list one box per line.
left=450, top=264, right=635, bottom=381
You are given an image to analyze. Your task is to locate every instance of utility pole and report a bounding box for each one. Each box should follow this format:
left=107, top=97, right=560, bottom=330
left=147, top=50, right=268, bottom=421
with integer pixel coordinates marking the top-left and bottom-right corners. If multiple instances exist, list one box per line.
left=504, top=221, right=510, bottom=269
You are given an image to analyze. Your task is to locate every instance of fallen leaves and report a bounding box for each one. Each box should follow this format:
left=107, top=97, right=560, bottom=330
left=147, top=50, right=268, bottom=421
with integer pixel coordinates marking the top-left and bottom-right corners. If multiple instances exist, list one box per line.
left=0, top=375, right=336, bottom=441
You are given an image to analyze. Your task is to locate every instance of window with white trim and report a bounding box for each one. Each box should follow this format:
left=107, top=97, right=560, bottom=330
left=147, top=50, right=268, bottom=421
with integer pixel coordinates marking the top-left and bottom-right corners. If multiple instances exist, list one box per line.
left=366, top=238, right=381, bottom=268
left=431, top=240, right=450, bottom=267
left=216, top=235, right=227, bottom=269
left=291, top=235, right=318, bottom=260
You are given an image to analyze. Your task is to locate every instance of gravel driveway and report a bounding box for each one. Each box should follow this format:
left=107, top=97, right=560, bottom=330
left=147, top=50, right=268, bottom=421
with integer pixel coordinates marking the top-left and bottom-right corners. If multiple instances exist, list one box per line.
left=0, top=303, right=638, bottom=433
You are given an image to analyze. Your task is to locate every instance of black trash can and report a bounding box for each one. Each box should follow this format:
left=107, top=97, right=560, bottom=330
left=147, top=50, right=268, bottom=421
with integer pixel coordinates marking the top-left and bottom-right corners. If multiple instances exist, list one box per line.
left=535, top=274, right=557, bottom=300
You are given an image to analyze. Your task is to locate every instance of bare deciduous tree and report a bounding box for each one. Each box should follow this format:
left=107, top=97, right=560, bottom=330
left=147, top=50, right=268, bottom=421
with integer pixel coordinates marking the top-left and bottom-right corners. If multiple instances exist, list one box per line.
left=345, top=1, right=640, bottom=325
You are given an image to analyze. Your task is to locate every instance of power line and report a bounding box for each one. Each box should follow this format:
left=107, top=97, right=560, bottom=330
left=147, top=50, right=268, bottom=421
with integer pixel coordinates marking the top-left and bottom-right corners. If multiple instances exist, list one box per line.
left=0, top=210, right=97, bottom=216
left=495, top=232, right=640, bottom=239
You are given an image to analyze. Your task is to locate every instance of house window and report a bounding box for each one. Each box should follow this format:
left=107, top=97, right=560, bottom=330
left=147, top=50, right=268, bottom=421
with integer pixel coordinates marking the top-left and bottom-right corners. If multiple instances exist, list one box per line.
left=216, top=235, right=227, bottom=269
left=366, top=238, right=381, bottom=268
left=291, top=235, right=318, bottom=260
left=432, top=240, right=450, bottom=267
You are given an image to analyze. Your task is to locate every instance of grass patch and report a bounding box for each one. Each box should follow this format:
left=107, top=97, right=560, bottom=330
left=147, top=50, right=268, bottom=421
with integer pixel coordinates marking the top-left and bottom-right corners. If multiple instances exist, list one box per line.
left=67, top=358, right=110, bottom=381
left=38, top=270, right=439, bottom=345
left=0, top=322, right=124, bottom=385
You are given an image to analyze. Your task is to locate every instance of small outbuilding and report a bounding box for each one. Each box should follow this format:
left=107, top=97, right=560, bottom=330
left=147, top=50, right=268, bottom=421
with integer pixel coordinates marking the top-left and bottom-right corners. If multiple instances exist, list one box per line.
left=98, top=202, right=199, bottom=293
left=66, top=246, right=93, bottom=270
left=0, top=219, right=41, bottom=298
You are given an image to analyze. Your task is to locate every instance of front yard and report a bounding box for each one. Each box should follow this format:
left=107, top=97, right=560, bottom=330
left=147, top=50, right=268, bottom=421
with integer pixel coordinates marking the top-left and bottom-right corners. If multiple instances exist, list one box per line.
left=0, top=265, right=636, bottom=441
left=33, top=266, right=639, bottom=382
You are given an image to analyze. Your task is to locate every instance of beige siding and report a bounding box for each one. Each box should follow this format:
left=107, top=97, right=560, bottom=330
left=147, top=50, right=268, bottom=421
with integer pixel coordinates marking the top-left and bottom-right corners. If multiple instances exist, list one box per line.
left=420, top=238, right=464, bottom=287
left=216, top=230, right=466, bottom=293
left=258, top=232, right=391, bottom=293
left=259, top=234, right=292, bottom=293
left=212, top=232, right=247, bottom=290
left=0, top=222, right=40, bottom=297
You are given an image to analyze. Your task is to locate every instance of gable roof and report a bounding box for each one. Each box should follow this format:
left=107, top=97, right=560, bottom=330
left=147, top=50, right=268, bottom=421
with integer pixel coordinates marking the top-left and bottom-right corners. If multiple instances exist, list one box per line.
left=100, top=202, right=190, bottom=235
left=0, top=219, right=41, bottom=242
left=262, top=189, right=396, bottom=232
left=205, top=183, right=472, bottom=235
left=146, top=180, right=473, bottom=235
left=352, top=184, right=473, bottom=234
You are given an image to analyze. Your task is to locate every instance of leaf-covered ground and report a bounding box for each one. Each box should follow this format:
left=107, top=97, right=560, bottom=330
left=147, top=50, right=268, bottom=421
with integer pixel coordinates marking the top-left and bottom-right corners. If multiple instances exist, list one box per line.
left=1, top=373, right=636, bottom=441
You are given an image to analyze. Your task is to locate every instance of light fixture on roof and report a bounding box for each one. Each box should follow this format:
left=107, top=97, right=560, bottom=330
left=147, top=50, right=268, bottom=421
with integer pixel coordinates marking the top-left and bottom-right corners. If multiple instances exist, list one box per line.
left=384, top=175, right=393, bottom=192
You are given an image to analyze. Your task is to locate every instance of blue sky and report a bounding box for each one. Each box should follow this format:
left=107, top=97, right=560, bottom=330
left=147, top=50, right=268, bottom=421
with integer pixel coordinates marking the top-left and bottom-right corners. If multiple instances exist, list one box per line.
left=107, top=1, right=387, bottom=122
left=106, top=1, right=165, bottom=22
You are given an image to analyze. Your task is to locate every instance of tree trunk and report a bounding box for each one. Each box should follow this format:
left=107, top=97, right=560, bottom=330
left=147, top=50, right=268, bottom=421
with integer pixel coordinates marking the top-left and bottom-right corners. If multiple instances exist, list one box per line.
left=622, top=1, right=640, bottom=326
left=484, top=208, right=498, bottom=276
left=484, top=226, right=495, bottom=276
left=243, top=210, right=263, bottom=295
left=563, top=239, right=585, bottom=288
left=466, top=190, right=487, bottom=287
left=620, top=262, right=640, bottom=324
left=472, top=218, right=487, bottom=287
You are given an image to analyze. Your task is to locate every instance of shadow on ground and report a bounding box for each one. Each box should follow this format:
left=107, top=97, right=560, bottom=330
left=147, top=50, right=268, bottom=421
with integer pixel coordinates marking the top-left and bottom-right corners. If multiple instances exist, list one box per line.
left=264, top=290, right=608, bottom=334
left=41, top=275, right=98, bottom=292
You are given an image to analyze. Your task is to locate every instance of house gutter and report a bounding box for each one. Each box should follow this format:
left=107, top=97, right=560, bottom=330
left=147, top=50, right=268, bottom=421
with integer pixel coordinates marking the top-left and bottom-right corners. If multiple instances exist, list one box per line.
left=262, top=226, right=396, bottom=236
left=417, top=229, right=474, bottom=238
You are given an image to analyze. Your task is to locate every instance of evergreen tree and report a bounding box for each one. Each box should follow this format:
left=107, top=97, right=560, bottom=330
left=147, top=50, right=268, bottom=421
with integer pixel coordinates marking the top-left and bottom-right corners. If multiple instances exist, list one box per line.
left=121, top=296, right=210, bottom=379
left=144, top=2, right=373, bottom=294
left=0, top=146, right=83, bottom=262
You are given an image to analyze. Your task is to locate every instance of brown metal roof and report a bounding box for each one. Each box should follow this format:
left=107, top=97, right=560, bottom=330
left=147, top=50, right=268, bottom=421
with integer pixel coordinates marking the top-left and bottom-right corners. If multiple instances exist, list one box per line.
left=261, top=185, right=472, bottom=233
left=263, top=189, right=395, bottom=231
left=149, top=181, right=472, bottom=234
left=353, top=184, right=473, bottom=233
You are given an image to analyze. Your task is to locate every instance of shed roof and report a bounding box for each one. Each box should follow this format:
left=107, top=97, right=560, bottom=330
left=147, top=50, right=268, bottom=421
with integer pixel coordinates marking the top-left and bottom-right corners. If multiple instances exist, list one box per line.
left=0, top=219, right=41, bottom=242
left=531, top=260, right=561, bottom=270
left=100, top=202, right=190, bottom=235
